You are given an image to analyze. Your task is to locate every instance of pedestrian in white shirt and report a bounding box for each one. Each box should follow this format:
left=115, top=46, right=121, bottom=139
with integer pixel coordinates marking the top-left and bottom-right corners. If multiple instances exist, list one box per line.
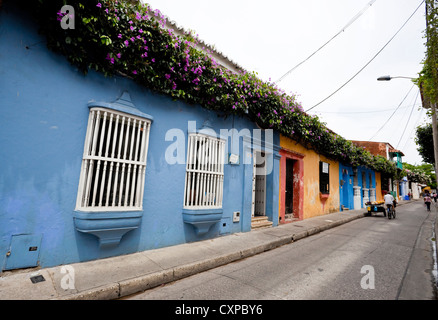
left=383, top=192, right=395, bottom=216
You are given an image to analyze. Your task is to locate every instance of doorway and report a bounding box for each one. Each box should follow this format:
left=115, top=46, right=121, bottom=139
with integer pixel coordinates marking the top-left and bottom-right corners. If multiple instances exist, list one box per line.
left=341, top=169, right=350, bottom=210
left=285, top=158, right=296, bottom=219
left=252, top=151, right=266, bottom=217
left=279, top=149, right=304, bottom=222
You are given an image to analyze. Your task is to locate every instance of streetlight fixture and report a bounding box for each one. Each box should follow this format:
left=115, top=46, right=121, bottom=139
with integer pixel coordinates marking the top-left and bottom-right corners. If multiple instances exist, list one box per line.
left=377, top=74, right=438, bottom=192
left=377, top=75, right=416, bottom=81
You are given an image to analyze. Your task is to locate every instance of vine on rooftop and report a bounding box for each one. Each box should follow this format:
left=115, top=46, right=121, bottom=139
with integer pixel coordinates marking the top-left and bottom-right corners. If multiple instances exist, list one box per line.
left=31, top=0, right=399, bottom=176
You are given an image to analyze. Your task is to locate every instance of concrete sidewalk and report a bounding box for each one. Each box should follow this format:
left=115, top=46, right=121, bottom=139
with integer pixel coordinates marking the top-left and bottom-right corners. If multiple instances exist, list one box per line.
left=0, top=202, right=415, bottom=300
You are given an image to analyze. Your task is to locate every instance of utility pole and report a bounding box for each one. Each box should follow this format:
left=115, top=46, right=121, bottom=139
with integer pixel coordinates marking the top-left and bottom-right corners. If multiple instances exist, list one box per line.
left=379, top=2, right=438, bottom=190
left=430, top=103, right=438, bottom=187
left=424, top=0, right=438, bottom=187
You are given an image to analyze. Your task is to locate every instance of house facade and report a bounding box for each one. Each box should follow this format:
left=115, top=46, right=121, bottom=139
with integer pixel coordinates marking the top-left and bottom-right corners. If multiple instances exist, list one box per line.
left=277, top=133, right=385, bottom=221
left=339, top=164, right=380, bottom=211
left=1, top=1, right=400, bottom=273
left=278, top=134, right=340, bottom=222
left=0, top=5, right=281, bottom=270
left=352, top=140, right=404, bottom=200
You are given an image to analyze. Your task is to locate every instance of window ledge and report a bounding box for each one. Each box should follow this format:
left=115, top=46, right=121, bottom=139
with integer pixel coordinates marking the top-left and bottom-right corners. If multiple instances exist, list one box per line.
left=182, top=208, right=223, bottom=236
left=73, top=211, right=142, bottom=248
left=320, top=193, right=330, bottom=200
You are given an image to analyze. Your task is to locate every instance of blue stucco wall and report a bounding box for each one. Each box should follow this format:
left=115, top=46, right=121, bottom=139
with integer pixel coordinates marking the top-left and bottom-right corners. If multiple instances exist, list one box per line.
left=0, top=6, right=280, bottom=270
left=339, top=164, right=376, bottom=210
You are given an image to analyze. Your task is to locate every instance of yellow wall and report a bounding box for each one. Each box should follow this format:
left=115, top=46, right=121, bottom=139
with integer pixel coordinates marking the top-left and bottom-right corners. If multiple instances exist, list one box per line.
left=375, top=172, right=383, bottom=202
left=280, top=135, right=340, bottom=219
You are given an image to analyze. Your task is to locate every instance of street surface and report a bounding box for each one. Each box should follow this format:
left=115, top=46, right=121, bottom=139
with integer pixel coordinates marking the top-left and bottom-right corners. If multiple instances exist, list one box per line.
left=124, top=201, right=437, bottom=300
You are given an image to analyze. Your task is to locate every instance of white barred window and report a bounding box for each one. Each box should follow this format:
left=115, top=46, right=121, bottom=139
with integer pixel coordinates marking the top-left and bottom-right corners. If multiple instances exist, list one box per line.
left=76, top=108, right=151, bottom=211
left=184, top=134, right=225, bottom=209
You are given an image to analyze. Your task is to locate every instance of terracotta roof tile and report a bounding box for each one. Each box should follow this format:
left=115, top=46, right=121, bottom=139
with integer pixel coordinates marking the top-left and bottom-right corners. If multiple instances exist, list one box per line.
left=351, top=141, right=388, bottom=157
left=351, top=140, right=405, bottom=158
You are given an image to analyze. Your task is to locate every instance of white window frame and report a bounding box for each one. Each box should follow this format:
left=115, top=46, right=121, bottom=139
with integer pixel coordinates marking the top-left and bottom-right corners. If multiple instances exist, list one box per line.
left=183, top=133, right=225, bottom=209
left=76, top=107, right=151, bottom=212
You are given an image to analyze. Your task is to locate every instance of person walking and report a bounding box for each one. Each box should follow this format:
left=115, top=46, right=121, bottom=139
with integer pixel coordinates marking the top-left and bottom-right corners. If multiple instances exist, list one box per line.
left=424, top=192, right=432, bottom=212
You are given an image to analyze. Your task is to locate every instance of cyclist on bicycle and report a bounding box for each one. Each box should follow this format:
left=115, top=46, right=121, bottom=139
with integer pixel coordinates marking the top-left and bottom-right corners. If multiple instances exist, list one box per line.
left=384, top=191, right=395, bottom=216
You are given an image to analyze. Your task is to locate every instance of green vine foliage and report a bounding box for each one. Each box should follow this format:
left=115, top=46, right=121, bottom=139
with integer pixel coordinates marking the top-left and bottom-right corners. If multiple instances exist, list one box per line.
left=29, top=0, right=400, bottom=176
left=415, top=122, right=435, bottom=164
left=417, top=0, right=438, bottom=105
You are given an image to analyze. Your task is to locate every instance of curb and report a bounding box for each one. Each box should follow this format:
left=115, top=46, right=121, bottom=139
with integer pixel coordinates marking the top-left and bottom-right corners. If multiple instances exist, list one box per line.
left=60, top=211, right=367, bottom=300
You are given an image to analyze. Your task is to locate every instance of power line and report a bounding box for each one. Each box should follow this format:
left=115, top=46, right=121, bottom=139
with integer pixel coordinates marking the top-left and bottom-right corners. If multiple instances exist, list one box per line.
left=402, top=106, right=424, bottom=152
left=368, top=83, right=416, bottom=141
left=396, top=88, right=420, bottom=149
left=305, top=0, right=425, bottom=113
left=276, top=0, right=377, bottom=83
left=317, top=104, right=421, bottom=114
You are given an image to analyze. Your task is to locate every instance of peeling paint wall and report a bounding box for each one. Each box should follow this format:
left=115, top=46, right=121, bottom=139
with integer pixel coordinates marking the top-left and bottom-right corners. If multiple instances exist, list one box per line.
left=280, top=135, right=340, bottom=220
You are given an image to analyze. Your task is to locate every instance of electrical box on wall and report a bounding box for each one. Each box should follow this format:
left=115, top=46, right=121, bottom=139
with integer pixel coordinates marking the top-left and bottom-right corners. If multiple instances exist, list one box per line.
left=233, top=211, right=240, bottom=223
left=5, top=234, right=42, bottom=271
left=228, top=153, right=239, bottom=165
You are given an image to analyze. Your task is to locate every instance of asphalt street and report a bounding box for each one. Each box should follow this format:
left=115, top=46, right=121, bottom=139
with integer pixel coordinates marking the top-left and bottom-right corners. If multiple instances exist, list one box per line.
left=124, top=201, right=438, bottom=300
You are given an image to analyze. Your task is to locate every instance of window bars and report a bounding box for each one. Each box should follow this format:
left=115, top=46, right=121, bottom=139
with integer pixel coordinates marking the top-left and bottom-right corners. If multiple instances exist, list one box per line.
left=76, top=108, right=151, bottom=211
left=184, top=134, right=225, bottom=209
left=319, top=161, right=330, bottom=194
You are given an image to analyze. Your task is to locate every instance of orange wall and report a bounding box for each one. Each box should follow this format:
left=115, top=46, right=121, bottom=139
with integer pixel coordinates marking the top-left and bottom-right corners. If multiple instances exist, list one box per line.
left=375, top=172, right=383, bottom=202
left=280, top=135, right=340, bottom=219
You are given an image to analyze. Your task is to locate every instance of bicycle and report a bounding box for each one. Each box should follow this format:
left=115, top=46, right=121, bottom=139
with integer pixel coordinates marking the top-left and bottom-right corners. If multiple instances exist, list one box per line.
left=386, top=204, right=396, bottom=220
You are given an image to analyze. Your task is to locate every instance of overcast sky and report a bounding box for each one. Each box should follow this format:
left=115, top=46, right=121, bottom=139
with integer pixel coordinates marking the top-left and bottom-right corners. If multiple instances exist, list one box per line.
left=143, top=0, right=429, bottom=165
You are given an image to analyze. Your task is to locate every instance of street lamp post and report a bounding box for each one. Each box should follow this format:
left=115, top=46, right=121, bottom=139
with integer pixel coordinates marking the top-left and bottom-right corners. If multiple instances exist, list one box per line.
left=377, top=75, right=438, bottom=191
left=377, top=75, right=416, bottom=81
